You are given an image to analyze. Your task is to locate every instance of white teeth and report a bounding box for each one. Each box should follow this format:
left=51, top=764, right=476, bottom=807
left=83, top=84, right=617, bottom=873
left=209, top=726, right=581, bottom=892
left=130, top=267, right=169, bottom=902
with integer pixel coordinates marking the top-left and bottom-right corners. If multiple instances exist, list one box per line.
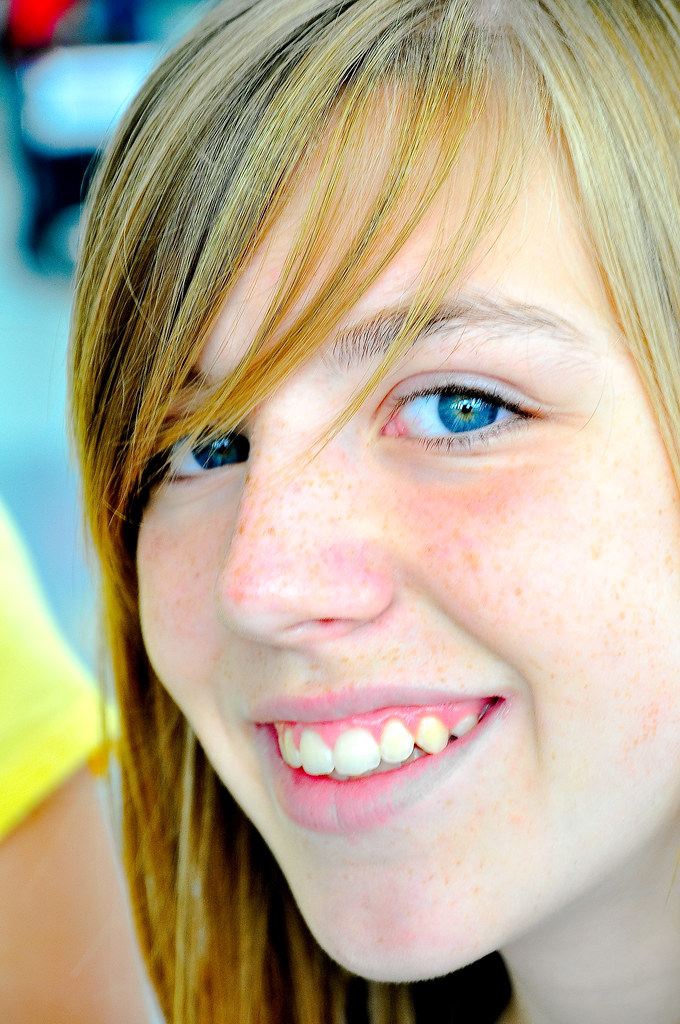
left=333, top=728, right=381, bottom=777
left=451, top=713, right=478, bottom=738
left=299, top=729, right=334, bottom=775
left=415, top=715, right=450, bottom=754
left=282, top=727, right=302, bottom=768
left=279, top=706, right=487, bottom=776
left=379, top=718, right=415, bottom=764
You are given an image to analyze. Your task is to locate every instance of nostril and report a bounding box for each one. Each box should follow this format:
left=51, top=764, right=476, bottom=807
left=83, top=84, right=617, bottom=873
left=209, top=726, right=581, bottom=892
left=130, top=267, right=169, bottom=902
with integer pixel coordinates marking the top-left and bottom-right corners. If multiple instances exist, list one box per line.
left=284, top=617, right=370, bottom=643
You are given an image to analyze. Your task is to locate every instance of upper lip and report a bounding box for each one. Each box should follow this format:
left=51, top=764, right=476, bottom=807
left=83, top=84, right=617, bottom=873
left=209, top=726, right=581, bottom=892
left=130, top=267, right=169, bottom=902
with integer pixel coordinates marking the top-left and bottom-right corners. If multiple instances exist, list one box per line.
left=251, top=684, right=502, bottom=724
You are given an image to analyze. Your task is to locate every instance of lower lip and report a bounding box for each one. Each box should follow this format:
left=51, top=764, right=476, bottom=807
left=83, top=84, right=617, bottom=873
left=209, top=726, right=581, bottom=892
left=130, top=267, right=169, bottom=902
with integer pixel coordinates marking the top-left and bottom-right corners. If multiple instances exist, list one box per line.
left=257, top=700, right=503, bottom=833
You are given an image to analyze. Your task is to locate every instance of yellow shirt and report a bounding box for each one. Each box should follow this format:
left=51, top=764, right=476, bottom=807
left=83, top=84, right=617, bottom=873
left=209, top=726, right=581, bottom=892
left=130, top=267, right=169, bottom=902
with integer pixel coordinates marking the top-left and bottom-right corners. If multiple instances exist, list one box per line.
left=0, top=501, right=106, bottom=838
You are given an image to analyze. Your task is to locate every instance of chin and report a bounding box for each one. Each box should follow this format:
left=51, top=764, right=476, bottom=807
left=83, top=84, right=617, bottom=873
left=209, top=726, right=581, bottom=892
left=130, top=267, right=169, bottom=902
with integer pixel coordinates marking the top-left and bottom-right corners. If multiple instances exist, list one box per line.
left=291, top=890, right=488, bottom=984
left=317, top=933, right=481, bottom=984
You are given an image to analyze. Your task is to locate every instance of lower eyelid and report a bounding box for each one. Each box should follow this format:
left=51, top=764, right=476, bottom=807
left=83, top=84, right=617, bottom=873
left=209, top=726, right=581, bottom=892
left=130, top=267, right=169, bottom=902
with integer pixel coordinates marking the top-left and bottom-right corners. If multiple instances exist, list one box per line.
left=419, top=414, right=532, bottom=450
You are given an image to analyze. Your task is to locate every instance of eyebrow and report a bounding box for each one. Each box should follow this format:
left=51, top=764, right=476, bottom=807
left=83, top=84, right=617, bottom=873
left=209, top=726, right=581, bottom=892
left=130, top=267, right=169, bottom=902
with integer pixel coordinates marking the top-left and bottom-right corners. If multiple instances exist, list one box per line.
left=325, top=293, right=587, bottom=369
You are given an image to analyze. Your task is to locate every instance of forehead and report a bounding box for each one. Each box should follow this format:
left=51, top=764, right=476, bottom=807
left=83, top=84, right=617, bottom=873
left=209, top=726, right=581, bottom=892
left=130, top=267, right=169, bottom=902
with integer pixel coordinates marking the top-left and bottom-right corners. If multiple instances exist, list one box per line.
left=199, top=135, right=611, bottom=380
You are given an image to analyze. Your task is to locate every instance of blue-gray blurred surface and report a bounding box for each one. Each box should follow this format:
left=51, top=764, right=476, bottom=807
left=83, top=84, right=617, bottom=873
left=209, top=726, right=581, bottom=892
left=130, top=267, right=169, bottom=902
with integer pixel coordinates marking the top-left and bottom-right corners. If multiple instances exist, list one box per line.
left=0, top=1, right=206, bottom=668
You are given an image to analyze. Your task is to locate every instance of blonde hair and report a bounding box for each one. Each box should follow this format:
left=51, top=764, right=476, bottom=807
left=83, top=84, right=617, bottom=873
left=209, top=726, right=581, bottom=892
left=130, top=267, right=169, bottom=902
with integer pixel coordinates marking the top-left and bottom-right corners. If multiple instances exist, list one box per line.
left=70, top=2, right=680, bottom=1021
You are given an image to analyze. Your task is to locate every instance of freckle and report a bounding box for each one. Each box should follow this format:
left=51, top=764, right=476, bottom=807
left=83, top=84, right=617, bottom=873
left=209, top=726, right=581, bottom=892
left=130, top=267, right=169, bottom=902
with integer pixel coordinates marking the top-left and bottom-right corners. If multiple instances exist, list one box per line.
left=514, top=586, right=522, bottom=597
left=590, top=542, right=601, bottom=560
left=462, top=550, right=481, bottom=573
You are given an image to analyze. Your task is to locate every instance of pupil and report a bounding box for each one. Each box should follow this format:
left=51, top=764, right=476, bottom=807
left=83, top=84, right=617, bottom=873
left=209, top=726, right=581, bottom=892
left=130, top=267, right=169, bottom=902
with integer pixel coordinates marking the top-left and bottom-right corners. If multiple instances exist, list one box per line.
left=437, top=394, right=498, bottom=433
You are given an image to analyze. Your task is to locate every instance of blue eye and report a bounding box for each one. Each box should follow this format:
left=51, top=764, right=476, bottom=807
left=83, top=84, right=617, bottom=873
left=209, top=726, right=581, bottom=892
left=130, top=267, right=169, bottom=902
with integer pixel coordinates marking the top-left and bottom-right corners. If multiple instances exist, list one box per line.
left=387, top=385, right=525, bottom=445
left=168, top=433, right=250, bottom=478
left=192, top=434, right=250, bottom=469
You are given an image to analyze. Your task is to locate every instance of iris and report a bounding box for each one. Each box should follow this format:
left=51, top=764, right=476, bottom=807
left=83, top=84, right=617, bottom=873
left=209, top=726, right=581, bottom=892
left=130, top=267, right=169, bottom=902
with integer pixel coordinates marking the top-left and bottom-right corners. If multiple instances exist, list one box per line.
left=191, top=434, right=250, bottom=469
left=437, top=394, right=500, bottom=433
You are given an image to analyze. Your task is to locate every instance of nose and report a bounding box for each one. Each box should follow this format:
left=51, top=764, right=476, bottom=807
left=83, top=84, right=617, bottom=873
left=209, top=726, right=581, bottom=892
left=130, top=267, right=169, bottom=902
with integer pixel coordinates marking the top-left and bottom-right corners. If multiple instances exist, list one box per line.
left=216, top=446, right=394, bottom=645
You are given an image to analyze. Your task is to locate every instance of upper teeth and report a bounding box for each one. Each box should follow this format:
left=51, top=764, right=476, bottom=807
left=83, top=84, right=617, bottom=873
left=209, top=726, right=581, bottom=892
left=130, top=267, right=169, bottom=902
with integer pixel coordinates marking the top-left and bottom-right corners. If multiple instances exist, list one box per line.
left=333, top=728, right=381, bottom=776
left=276, top=706, right=489, bottom=779
left=299, top=729, right=334, bottom=775
left=415, top=715, right=449, bottom=754
left=379, top=719, right=414, bottom=763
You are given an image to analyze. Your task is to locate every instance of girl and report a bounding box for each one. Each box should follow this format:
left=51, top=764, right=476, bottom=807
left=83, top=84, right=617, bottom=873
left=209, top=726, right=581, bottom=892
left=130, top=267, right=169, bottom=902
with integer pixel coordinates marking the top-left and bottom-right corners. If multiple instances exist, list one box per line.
left=71, top=1, right=680, bottom=1021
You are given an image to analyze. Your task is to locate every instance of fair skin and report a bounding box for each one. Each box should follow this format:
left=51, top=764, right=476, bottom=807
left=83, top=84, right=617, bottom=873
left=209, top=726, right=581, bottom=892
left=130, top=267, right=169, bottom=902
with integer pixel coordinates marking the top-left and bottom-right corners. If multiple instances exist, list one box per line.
left=137, top=147, right=680, bottom=1024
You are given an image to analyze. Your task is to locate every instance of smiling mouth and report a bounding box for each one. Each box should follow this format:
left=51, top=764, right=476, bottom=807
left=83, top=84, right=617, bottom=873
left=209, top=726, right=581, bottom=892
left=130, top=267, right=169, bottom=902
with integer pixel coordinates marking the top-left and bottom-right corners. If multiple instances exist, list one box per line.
left=274, top=697, right=500, bottom=780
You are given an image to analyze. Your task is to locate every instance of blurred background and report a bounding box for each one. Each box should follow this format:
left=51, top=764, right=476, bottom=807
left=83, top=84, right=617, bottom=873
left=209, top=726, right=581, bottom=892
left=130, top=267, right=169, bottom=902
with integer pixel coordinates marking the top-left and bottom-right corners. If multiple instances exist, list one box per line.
left=0, top=0, right=208, bottom=667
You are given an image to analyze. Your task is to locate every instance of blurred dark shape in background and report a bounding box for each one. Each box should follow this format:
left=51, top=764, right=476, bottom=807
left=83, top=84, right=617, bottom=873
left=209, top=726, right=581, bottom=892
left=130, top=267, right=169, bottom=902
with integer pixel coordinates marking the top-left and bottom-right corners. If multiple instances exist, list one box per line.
left=5, top=0, right=137, bottom=53
left=3, top=0, right=159, bottom=272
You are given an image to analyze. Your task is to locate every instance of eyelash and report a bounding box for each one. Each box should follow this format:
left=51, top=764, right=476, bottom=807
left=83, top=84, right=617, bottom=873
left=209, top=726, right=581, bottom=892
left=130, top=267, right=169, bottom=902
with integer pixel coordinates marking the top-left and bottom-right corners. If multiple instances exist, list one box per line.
left=384, top=383, right=533, bottom=451
left=164, top=382, right=534, bottom=479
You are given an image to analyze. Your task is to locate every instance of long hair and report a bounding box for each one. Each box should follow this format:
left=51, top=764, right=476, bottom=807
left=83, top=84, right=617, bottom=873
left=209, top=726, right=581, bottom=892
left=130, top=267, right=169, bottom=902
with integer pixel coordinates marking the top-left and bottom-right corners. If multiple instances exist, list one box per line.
left=70, top=2, right=680, bottom=1021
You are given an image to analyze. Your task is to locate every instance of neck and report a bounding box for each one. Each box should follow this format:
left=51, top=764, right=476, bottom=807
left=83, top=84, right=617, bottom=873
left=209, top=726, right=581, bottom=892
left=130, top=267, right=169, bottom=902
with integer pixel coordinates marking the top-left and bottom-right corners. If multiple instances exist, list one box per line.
left=498, top=832, right=680, bottom=1024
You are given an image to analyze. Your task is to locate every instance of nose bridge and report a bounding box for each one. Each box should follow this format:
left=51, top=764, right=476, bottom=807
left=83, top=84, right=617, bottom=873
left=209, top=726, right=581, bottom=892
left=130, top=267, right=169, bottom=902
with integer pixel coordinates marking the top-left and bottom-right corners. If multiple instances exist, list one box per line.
left=231, top=450, right=345, bottom=572
left=217, top=443, right=394, bottom=636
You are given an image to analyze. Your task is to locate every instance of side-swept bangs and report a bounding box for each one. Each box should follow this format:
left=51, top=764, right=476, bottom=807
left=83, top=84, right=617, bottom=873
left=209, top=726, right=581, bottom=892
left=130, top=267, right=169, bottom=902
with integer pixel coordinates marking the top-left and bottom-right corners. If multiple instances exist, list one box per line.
left=71, top=0, right=541, bottom=576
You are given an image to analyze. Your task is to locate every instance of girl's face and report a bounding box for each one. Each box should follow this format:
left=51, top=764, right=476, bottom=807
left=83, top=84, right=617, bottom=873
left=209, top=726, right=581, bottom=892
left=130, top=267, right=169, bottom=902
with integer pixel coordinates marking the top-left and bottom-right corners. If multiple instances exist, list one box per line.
left=137, top=151, right=680, bottom=980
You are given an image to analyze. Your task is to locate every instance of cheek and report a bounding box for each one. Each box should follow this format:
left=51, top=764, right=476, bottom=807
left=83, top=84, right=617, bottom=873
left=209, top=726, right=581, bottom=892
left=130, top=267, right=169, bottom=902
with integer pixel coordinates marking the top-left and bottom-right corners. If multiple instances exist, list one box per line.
left=392, top=446, right=680, bottom=741
left=396, top=459, right=602, bottom=626
left=137, top=511, right=224, bottom=694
